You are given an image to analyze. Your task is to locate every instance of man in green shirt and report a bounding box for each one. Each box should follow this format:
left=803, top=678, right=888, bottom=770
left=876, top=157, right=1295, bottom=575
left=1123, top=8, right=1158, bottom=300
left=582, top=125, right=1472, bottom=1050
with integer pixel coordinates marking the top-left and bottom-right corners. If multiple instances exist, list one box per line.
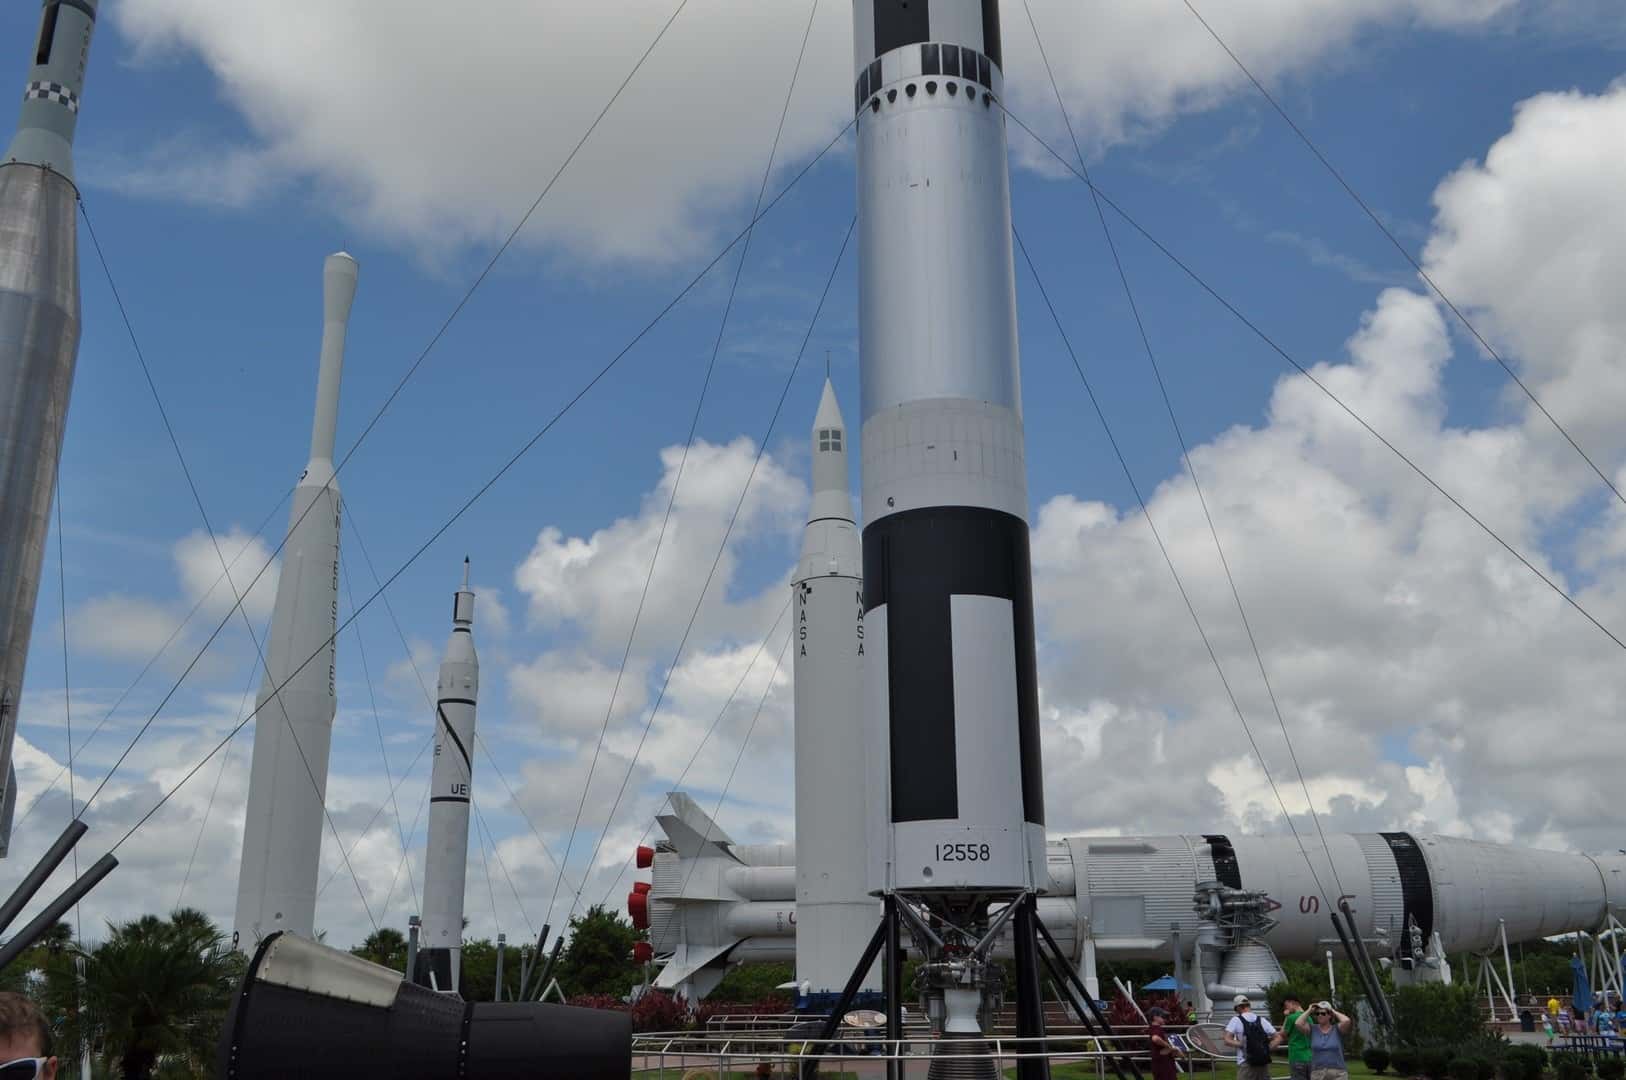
left=1274, top=994, right=1313, bottom=1080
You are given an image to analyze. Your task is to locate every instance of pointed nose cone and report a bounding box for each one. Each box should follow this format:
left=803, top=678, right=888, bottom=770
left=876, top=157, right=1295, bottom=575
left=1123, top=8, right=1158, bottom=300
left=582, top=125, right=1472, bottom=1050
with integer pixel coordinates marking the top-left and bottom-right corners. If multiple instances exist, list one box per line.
left=813, top=378, right=845, bottom=436
left=810, top=379, right=851, bottom=509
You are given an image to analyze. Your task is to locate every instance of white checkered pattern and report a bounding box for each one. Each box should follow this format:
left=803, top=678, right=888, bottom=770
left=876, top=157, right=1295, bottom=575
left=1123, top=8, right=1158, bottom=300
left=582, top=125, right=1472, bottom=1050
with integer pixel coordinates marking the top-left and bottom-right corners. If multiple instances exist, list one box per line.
left=23, top=81, right=78, bottom=114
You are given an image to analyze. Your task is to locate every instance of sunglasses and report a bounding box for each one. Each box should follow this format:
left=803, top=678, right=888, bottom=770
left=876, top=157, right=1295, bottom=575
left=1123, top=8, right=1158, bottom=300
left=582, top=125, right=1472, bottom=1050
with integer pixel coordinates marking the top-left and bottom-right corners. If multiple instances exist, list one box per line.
left=0, top=1058, right=46, bottom=1079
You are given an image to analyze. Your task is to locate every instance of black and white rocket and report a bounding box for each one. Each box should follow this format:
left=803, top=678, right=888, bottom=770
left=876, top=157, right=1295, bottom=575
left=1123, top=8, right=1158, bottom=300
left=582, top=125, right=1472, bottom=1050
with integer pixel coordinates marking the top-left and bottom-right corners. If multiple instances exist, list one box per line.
left=416, top=562, right=478, bottom=995
left=792, top=381, right=877, bottom=1000
left=0, top=0, right=99, bottom=856
left=234, top=253, right=357, bottom=945
left=854, top=0, right=1045, bottom=902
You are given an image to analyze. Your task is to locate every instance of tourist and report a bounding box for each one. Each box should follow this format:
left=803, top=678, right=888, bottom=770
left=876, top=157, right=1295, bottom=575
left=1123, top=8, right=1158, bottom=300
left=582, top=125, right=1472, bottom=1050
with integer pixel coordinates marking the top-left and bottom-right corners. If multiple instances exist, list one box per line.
left=1296, top=1000, right=1353, bottom=1080
left=1223, top=995, right=1277, bottom=1080
left=1276, top=993, right=1313, bottom=1080
left=0, top=992, right=55, bottom=1080
left=1147, top=1006, right=1181, bottom=1080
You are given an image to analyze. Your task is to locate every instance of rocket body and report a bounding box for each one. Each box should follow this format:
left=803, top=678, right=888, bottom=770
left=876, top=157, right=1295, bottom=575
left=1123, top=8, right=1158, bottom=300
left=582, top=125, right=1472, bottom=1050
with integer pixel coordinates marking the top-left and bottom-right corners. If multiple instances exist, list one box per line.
left=853, top=0, right=1044, bottom=896
left=234, top=253, right=357, bottom=945
left=0, top=0, right=99, bottom=856
left=644, top=828, right=1626, bottom=997
left=792, top=381, right=876, bottom=997
left=418, top=570, right=478, bottom=994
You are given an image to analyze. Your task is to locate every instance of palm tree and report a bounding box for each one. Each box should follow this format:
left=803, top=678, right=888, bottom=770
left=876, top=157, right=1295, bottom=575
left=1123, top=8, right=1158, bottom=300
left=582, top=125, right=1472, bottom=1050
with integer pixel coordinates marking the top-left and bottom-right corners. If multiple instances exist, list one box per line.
left=66, top=910, right=242, bottom=1080
left=352, top=927, right=408, bottom=972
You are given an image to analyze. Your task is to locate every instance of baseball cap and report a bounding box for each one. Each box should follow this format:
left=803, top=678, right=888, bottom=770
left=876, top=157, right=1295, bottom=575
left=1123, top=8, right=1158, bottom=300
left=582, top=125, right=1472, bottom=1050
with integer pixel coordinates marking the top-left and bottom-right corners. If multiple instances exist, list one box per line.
left=1233, top=995, right=1251, bottom=1007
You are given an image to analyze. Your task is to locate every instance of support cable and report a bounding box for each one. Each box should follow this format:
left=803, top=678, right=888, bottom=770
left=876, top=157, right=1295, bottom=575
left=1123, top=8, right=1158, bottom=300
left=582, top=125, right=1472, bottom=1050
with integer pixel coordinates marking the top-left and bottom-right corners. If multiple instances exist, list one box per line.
left=1182, top=0, right=1626, bottom=514
left=596, top=596, right=792, bottom=909
left=575, top=212, right=855, bottom=920
left=1013, top=226, right=1333, bottom=909
left=1021, top=0, right=1346, bottom=899
left=52, top=481, right=80, bottom=939
left=340, top=544, right=420, bottom=912
left=473, top=799, right=535, bottom=938
left=999, top=103, right=1626, bottom=659
left=13, top=489, right=289, bottom=835
left=378, top=786, right=430, bottom=924
left=101, top=114, right=857, bottom=860
left=549, top=0, right=826, bottom=924
left=175, top=642, right=261, bottom=910
left=473, top=799, right=502, bottom=941
left=65, top=0, right=705, bottom=809
left=669, top=626, right=794, bottom=907
left=81, top=201, right=379, bottom=934
left=344, top=505, right=586, bottom=908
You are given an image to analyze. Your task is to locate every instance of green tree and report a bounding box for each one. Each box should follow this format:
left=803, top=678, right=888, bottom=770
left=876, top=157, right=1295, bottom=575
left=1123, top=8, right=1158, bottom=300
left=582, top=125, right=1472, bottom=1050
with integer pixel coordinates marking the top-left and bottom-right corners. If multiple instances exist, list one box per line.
left=711, top=962, right=793, bottom=1003
left=351, top=927, right=408, bottom=972
left=555, top=906, right=642, bottom=997
left=69, top=908, right=242, bottom=1080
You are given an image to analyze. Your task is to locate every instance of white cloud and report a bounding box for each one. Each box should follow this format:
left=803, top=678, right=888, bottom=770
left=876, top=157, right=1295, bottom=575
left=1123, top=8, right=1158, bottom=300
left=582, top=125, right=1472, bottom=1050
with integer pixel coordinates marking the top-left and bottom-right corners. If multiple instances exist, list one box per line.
left=173, top=527, right=281, bottom=624
left=68, top=594, right=178, bottom=662
left=97, top=0, right=1581, bottom=264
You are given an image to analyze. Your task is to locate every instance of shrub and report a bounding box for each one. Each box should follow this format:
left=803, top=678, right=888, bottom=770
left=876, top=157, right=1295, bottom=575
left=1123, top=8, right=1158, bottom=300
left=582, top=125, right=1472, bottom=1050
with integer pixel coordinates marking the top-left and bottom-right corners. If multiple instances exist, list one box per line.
left=628, top=990, right=693, bottom=1032
left=1364, top=1048, right=1393, bottom=1074
left=1447, top=1059, right=1482, bottom=1080
left=1556, top=1058, right=1592, bottom=1080
left=1393, top=983, right=1487, bottom=1047
left=1597, top=1060, right=1625, bottom=1080
left=1505, top=1045, right=1547, bottom=1080
left=1419, top=1047, right=1455, bottom=1080
left=1392, top=1048, right=1421, bottom=1077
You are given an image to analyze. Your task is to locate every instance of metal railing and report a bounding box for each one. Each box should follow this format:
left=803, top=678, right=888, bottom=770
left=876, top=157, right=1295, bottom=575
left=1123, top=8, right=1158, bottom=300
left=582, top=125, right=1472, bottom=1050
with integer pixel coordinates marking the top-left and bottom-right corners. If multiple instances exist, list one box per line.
left=632, top=1029, right=1227, bottom=1077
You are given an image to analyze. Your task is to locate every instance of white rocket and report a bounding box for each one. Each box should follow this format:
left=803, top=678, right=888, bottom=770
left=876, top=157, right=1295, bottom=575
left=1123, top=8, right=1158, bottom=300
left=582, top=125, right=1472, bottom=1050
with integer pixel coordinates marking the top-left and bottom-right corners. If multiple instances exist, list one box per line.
left=852, top=0, right=1045, bottom=1048
left=640, top=807, right=1626, bottom=1009
left=0, top=0, right=100, bottom=856
left=791, top=381, right=876, bottom=1002
left=234, top=252, right=357, bottom=946
left=416, top=562, right=478, bottom=995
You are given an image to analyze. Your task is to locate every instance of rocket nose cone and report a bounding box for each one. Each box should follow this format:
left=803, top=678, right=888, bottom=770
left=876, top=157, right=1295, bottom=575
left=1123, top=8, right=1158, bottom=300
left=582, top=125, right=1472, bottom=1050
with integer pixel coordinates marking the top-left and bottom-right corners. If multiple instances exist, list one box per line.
left=813, top=379, right=845, bottom=432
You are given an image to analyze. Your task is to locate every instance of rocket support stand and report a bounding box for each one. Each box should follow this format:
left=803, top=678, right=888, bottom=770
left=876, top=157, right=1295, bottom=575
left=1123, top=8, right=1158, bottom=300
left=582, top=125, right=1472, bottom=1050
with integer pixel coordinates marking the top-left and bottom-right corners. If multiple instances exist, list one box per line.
left=1034, top=911, right=1140, bottom=1080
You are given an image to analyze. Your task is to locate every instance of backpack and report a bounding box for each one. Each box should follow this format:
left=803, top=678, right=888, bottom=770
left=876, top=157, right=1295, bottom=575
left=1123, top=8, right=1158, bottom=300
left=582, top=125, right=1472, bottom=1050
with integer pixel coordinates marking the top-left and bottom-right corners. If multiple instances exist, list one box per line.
left=1241, top=1015, right=1272, bottom=1066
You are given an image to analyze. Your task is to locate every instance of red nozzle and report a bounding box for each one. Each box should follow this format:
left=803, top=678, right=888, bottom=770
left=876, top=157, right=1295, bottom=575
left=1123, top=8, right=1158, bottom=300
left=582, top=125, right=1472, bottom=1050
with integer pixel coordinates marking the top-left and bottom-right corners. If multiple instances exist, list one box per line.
left=633, top=880, right=652, bottom=895
left=628, top=891, right=650, bottom=929
left=633, top=942, right=654, bottom=963
left=636, top=845, right=654, bottom=869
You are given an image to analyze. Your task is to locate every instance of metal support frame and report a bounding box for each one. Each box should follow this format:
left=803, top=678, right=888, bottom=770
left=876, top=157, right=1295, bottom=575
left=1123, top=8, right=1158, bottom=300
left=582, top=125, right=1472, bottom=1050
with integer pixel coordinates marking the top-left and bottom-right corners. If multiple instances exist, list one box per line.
left=1034, top=911, right=1141, bottom=1080
left=797, top=901, right=893, bottom=1080
left=1471, top=920, right=1519, bottom=1022
left=1330, top=902, right=1394, bottom=1031
left=1012, top=894, right=1050, bottom=1080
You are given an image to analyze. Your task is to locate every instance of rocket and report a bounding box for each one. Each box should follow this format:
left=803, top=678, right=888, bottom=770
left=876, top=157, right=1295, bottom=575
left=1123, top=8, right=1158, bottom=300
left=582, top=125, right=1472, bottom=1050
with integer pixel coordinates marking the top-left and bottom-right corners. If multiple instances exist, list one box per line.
left=0, top=0, right=100, bottom=857
left=234, top=252, right=357, bottom=946
left=640, top=807, right=1626, bottom=1009
left=791, top=381, right=876, bottom=1002
left=415, top=562, right=479, bottom=995
left=855, top=0, right=1043, bottom=904
left=851, top=0, right=1044, bottom=1050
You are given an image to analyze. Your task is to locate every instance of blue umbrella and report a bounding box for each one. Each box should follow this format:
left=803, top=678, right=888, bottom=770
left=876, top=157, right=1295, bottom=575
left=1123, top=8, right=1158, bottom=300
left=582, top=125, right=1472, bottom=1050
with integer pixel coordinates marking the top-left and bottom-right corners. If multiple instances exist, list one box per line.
left=1142, top=975, right=1194, bottom=992
left=1573, top=956, right=1593, bottom=1019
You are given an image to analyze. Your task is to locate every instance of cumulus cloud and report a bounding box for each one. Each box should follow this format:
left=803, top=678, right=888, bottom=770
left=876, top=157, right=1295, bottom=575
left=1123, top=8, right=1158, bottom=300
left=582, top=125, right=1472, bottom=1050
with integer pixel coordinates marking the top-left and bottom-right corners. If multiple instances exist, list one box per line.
left=1028, top=81, right=1626, bottom=854
left=96, top=0, right=1576, bottom=264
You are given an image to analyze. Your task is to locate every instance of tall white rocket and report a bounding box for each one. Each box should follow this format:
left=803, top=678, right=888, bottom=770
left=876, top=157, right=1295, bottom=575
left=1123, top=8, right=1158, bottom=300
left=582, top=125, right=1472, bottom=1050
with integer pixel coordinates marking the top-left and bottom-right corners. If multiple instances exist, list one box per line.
left=417, top=562, right=478, bottom=994
left=234, top=252, right=357, bottom=946
left=792, top=381, right=876, bottom=999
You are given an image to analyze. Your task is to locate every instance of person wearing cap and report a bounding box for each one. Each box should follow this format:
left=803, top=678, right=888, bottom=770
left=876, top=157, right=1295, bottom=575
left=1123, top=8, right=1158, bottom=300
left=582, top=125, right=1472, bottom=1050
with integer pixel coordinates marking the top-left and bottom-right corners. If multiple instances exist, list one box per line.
left=1147, top=1007, right=1181, bottom=1080
left=1223, top=994, right=1277, bottom=1080
left=1294, top=1000, right=1352, bottom=1080
left=1275, top=993, right=1313, bottom=1080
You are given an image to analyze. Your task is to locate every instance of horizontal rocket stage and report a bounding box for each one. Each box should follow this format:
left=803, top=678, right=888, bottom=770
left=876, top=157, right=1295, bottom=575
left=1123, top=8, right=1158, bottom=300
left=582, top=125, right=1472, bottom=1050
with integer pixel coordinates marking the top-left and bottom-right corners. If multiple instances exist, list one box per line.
left=639, top=796, right=1626, bottom=995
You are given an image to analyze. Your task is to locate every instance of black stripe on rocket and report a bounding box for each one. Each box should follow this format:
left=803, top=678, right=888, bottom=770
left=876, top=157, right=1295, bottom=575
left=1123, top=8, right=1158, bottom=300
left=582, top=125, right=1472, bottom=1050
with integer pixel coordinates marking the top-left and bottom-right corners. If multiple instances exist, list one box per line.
left=863, top=505, right=1043, bottom=826
left=1382, top=832, right=1434, bottom=957
left=435, top=698, right=474, bottom=802
left=871, top=0, right=1003, bottom=67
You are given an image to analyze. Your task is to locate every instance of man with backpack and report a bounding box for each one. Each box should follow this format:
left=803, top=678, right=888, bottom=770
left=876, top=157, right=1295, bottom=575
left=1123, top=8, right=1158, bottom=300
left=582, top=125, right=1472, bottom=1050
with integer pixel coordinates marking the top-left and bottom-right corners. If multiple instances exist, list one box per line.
left=1223, top=994, right=1278, bottom=1080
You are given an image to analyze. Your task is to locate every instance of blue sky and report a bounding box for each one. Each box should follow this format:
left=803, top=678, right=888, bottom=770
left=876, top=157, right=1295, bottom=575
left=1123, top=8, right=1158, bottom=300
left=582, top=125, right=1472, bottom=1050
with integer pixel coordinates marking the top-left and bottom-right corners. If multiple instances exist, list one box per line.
left=7, top=0, right=1626, bottom=948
